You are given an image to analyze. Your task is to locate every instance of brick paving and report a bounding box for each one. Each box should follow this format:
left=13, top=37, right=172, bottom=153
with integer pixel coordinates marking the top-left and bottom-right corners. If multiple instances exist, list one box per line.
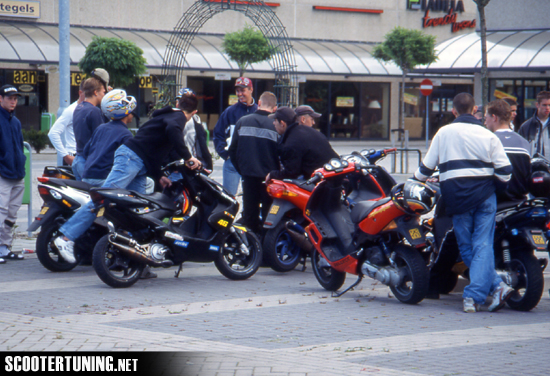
left=2, top=146, right=550, bottom=375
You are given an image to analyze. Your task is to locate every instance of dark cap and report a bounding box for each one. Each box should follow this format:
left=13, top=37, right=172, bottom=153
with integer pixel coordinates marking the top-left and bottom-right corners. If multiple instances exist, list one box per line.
left=295, top=105, right=321, bottom=118
left=0, top=85, right=21, bottom=97
left=268, top=106, right=296, bottom=124
left=235, top=77, right=253, bottom=89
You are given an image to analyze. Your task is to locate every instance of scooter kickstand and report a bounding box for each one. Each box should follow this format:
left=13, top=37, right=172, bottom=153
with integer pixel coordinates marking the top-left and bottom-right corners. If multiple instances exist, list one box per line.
left=300, top=254, right=307, bottom=272
left=332, top=275, right=363, bottom=298
left=174, top=263, right=184, bottom=278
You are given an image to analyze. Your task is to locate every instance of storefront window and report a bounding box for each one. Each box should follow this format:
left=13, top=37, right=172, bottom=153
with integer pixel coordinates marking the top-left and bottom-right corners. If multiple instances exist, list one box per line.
left=359, top=82, right=390, bottom=139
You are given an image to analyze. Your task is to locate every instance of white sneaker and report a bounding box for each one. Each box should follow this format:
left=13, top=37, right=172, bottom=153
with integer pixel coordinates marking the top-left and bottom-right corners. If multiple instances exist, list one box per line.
left=488, top=282, right=514, bottom=312
left=0, top=244, right=8, bottom=257
left=54, top=237, right=76, bottom=264
left=463, top=297, right=480, bottom=313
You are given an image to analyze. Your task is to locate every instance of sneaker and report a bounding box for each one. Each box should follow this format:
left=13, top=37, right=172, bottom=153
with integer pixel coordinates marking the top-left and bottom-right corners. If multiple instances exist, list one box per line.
left=54, top=237, right=76, bottom=264
left=140, top=266, right=158, bottom=279
left=0, top=257, right=5, bottom=264
left=463, top=297, right=480, bottom=313
left=488, top=282, right=514, bottom=312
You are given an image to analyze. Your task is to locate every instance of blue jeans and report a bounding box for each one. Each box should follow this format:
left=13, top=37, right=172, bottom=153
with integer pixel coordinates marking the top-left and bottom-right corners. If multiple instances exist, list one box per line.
left=60, top=145, right=148, bottom=241
left=72, top=155, right=86, bottom=181
left=223, top=158, right=241, bottom=196
left=452, top=193, right=503, bottom=304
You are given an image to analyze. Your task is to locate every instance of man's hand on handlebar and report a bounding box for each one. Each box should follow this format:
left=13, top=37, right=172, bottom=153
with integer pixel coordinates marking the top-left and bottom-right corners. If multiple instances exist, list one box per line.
left=186, top=157, right=202, bottom=170
left=160, top=176, right=172, bottom=189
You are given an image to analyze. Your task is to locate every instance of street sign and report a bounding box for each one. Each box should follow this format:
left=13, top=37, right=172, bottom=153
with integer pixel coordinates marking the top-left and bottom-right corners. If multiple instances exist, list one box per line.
left=420, top=79, right=433, bottom=96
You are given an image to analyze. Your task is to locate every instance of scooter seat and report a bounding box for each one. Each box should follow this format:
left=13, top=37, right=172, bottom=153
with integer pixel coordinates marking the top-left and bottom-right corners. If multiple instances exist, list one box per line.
left=350, top=197, right=391, bottom=223
left=47, top=178, right=94, bottom=191
left=135, top=192, right=177, bottom=210
left=496, top=199, right=525, bottom=211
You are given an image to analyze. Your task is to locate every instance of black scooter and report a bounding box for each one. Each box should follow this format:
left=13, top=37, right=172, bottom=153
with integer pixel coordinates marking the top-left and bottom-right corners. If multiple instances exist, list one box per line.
left=90, top=160, right=262, bottom=288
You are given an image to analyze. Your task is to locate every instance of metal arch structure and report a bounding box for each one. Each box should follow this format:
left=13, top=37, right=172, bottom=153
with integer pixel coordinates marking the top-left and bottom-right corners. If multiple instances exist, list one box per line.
left=162, top=0, right=297, bottom=106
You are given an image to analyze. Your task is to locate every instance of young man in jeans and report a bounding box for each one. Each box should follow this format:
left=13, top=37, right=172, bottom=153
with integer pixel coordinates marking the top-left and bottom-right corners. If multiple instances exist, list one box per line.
left=414, top=93, right=514, bottom=313
left=54, top=91, right=201, bottom=264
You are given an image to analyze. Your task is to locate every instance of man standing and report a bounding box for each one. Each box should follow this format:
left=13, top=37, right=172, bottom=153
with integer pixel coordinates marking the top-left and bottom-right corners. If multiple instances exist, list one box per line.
left=72, top=76, right=107, bottom=180
left=48, top=84, right=84, bottom=166
left=229, top=91, right=279, bottom=235
left=502, top=98, right=518, bottom=131
left=0, top=85, right=26, bottom=264
left=267, top=106, right=338, bottom=181
left=518, top=91, right=550, bottom=156
left=414, top=93, right=514, bottom=313
left=213, top=77, right=257, bottom=195
left=485, top=99, right=530, bottom=202
left=295, top=105, right=321, bottom=128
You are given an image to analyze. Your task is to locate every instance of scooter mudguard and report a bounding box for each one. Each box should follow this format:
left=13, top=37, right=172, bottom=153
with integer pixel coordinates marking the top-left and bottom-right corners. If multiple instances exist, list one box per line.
left=263, top=200, right=299, bottom=229
left=27, top=204, right=62, bottom=232
left=396, top=218, right=426, bottom=247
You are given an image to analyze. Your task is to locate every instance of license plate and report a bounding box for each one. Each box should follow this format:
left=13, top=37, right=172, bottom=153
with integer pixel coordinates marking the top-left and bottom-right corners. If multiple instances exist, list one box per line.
left=97, top=207, right=105, bottom=217
left=409, top=228, right=422, bottom=240
left=531, top=233, right=546, bottom=249
left=39, top=206, right=49, bottom=215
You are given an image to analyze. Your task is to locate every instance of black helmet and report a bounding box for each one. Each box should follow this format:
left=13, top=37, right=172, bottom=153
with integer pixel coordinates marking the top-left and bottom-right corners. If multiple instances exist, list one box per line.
left=392, top=181, right=436, bottom=215
left=529, top=170, right=550, bottom=198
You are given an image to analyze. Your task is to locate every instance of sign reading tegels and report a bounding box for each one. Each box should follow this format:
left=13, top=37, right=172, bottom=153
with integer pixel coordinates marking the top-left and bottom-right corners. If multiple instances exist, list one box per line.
left=0, top=1, right=40, bottom=19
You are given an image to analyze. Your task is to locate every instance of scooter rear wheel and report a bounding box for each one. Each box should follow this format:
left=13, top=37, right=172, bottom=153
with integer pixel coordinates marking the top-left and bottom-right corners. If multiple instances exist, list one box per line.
left=503, top=251, right=543, bottom=312
left=92, top=234, right=144, bottom=288
left=311, top=250, right=346, bottom=291
left=389, top=245, right=429, bottom=304
left=215, top=230, right=262, bottom=280
left=263, top=221, right=302, bottom=272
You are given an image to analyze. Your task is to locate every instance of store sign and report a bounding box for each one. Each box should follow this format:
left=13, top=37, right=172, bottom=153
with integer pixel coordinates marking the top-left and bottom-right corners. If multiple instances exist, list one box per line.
left=139, top=76, right=153, bottom=88
left=71, top=73, right=87, bottom=87
left=407, top=0, right=475, bottom=33
left=404, top=93, right=419, bottom=106
left=494, top=89, right=517, bottom=101
left=13, top=70, right=36, bottom=85
left=18, top=84, right=34, bottom=92
left=215, top=73, right=231, bottom=81
left=336, top=97, right=354, bottom=107
left=0, top=1, right=40, bottom=19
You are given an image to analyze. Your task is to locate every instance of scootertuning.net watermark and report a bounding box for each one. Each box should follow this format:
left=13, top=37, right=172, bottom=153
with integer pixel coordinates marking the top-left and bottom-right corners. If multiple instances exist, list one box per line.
left=5, top=355, right=138, bottom=372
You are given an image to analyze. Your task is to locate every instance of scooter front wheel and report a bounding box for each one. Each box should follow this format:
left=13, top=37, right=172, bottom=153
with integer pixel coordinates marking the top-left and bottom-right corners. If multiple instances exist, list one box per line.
left=215, top=230, right=262, bottom=280
left=263, top=221, right=302, bottom=272
left=92, top=234, right=144, bottom=288
left=311, top=250, right=346, bottom=291
left=389, top=245, right=429, bottom=304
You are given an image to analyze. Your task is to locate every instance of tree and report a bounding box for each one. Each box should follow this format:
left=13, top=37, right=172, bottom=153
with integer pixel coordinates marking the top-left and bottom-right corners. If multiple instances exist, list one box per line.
left=373, top=27, right=438, bottom=131
left=474, top=0, right=491, bottom=118
left=78, top=36, right=147, bottom=87
left=222, top=25, right=273, bottom=76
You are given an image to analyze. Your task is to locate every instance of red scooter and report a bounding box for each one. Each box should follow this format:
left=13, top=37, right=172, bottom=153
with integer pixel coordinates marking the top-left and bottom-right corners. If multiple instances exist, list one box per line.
left=263, top=148, right=396, bottom=272
left=299, top=156, right=436, bottom=304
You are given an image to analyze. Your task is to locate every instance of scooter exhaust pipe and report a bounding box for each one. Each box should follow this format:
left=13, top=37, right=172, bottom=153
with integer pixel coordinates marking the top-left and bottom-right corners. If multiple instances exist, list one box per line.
left=108, top=233, right=173, bottom=268
left=361, top=261, right=402, bottom=286
left=285, top=221, right=313, bottom=252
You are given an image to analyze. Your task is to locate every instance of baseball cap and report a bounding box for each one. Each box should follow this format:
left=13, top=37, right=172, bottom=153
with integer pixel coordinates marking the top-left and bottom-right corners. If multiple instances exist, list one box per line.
left=295, top=105, right=321, bottom=118
left=235, top=77, right=253, bottom=89
left=0, top=85, right=21, bottom=97
left=268, top=106, right=296, bottom=124
left=91, top=68, right=110, bottom=90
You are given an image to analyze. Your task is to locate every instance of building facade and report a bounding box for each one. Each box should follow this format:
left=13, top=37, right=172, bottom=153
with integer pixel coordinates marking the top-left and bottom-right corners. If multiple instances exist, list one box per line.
left=3, top=0, right=541, bottom=140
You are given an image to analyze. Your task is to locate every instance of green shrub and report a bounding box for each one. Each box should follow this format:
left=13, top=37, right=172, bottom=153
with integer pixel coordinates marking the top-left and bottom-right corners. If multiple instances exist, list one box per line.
left=22, top=129, right=51, bottom=153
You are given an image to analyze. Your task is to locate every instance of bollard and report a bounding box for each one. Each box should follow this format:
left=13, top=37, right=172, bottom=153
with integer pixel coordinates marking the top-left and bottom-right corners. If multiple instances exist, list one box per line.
left=23, top=142, right=33, bottom=237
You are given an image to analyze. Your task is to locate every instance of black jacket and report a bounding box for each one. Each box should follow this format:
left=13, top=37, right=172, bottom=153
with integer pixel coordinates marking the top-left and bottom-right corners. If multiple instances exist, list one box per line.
left=228, top=110, right=279, bottom=178
left=167, top=116, right=213, bottom=170
left=125, top=106, right=191, bottom=181
left=494, top=129, right=531, bottom=202
left=518, top=114, right=545, bottom=155
left=270, top=123, right=338, bottom=180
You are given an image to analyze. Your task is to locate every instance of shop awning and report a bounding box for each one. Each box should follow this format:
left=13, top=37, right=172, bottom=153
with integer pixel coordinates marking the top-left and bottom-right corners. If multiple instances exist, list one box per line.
left=416, top=29, right=550, bottom=74
left=0, top=21, right=401, bottom=76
